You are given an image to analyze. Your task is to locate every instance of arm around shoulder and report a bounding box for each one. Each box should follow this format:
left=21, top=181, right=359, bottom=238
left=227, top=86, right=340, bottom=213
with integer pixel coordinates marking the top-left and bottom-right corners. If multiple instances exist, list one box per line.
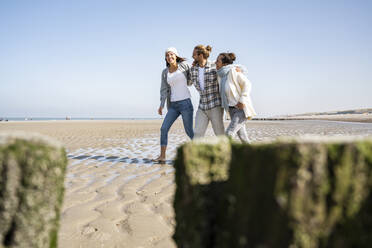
left=179, top=62, right=192, bottom=86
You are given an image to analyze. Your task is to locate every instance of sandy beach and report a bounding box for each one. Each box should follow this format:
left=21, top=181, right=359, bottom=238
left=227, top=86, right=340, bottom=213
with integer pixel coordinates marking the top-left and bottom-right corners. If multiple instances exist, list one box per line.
left=1, top=119, right=372, bottom=247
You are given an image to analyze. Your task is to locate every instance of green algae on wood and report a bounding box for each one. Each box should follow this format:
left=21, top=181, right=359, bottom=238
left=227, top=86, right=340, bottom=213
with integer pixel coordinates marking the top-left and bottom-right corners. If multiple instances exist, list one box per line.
left=173, top=136, right=372, bottom=248
left=0, top=133, right=67, bottom=248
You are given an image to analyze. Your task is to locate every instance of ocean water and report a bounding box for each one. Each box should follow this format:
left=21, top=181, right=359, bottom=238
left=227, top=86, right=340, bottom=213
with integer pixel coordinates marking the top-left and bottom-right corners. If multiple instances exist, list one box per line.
left=0, top=117, right=161, bottom=122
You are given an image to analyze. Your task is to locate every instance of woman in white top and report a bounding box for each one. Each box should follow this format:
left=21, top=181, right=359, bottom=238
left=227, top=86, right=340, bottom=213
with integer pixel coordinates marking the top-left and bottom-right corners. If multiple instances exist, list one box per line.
left=154, top=47, right=194, bottom=162
left=216, top=52, right=256, bottom=143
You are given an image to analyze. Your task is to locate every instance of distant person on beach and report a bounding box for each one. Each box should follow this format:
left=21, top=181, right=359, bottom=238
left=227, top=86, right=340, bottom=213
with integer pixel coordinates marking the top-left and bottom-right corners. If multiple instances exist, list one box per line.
left=191, top=45, right=225, bottom=138
left=216, top=52, right=256, bottom=143
left=154, top=47, right=194, bottom=163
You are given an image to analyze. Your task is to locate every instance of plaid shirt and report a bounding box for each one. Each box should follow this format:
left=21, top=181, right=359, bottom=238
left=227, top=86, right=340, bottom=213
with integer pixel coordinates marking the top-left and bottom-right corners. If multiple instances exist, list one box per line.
left=191, top=61, right=221, bottom=110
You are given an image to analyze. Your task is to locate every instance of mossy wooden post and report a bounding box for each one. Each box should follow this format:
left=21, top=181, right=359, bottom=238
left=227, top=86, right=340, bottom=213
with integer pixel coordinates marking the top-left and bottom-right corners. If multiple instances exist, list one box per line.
left=0, top=133, right=67, bottom=248
left=173, top=136, right=231, bottom=248
left=173, top=136, right=372, bottom=248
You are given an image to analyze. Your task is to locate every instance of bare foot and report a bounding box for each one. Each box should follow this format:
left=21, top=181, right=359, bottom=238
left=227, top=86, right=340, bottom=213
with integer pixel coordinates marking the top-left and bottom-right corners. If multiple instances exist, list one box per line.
left=153, top=156, right=166, bottom=163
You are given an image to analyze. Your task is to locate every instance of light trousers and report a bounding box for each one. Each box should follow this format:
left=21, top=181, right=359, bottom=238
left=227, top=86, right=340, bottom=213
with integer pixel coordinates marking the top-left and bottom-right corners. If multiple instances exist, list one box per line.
left=194, top=107, right=225, bottom=138
left=226, top=107, right=250, bottom=143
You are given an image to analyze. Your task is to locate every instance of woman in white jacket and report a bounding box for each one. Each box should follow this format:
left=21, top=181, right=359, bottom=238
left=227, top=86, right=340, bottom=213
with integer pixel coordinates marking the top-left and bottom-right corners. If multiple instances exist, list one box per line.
left=216, top=52, right=256, bottom=143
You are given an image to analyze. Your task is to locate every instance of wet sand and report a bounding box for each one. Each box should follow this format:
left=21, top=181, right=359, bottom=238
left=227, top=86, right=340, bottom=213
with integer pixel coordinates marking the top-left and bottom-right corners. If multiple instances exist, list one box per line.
left=1, top=119, right=372, bottom=247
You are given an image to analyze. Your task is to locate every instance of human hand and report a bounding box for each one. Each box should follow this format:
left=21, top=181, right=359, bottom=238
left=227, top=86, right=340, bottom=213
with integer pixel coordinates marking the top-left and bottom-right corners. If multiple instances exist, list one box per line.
left=235, top=102, right=244, bottom=110
left=158, top=107, right=163, bottom=115
left=235, top=67, right=242, bottom=73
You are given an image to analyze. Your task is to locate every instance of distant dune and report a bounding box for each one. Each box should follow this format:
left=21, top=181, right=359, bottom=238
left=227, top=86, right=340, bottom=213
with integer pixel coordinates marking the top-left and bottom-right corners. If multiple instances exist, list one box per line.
left=253, top=108, right=372, bottom=123
left=289, top=108, right=372, bottom=117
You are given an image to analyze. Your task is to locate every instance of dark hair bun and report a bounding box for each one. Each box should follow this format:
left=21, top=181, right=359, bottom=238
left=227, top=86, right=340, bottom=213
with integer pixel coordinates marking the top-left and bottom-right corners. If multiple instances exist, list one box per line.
left=206, top=45, right=212, bottom=52
left=228, top=53, right=236, bottom=61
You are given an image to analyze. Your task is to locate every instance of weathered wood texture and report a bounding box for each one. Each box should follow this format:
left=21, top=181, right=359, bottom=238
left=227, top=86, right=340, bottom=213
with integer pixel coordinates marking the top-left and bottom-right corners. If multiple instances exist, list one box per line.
left=174, top=136, right=372, bottom=248
left=0, top=133, right=67, bottom=248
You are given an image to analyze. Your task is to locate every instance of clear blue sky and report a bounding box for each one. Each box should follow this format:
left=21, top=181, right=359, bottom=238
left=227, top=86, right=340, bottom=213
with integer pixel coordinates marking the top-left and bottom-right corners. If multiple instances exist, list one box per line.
left=1, top=0, right=371, bottom=118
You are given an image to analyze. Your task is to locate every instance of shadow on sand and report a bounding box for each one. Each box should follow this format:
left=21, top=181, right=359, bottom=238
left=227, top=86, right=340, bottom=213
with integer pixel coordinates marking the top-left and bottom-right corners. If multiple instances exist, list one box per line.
left=67, top=154, right=173, bottom=165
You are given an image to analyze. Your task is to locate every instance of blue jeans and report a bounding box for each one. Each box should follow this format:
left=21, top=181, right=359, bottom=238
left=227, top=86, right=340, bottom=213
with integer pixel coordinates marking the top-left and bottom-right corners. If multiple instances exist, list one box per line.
left=160, top=98, right=194, bottom=146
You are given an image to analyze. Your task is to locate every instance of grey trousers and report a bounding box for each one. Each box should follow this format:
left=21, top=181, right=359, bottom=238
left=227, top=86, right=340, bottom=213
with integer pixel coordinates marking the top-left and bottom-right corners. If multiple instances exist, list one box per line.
left=226, top=107, right=250, bottom=143
left=194, top=107, right=225, bottom=138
